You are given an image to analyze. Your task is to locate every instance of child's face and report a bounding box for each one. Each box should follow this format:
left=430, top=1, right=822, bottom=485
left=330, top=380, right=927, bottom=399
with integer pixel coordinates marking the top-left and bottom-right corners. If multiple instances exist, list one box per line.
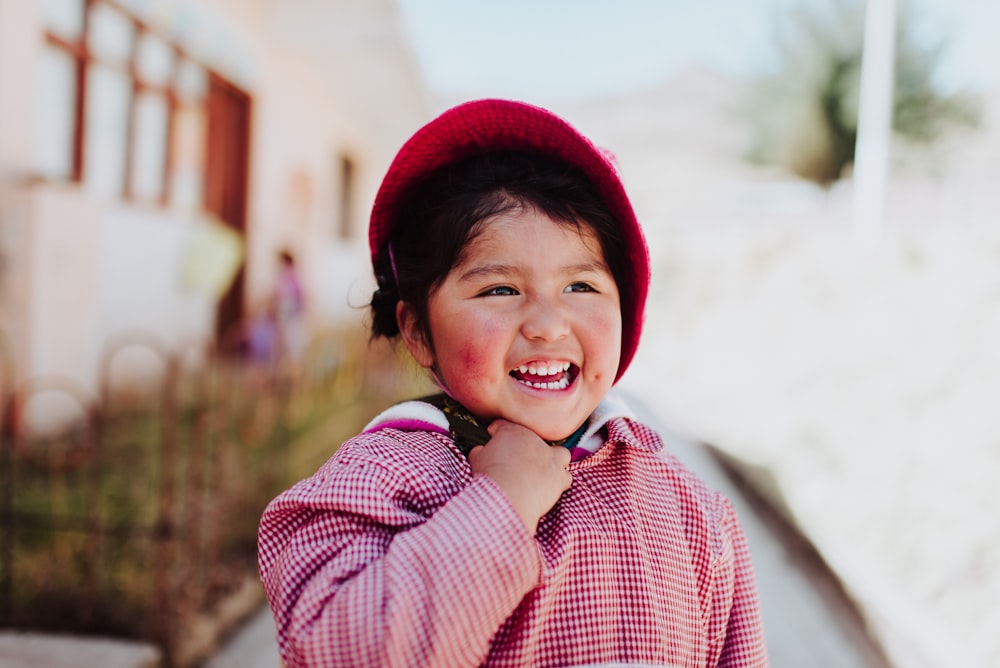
left=399, top=208, right=622, bottom=441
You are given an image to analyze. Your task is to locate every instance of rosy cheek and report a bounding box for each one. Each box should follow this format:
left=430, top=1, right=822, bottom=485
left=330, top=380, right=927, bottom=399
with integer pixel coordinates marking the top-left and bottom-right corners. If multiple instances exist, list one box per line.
left=444, top=319, right=504, bottom=387
left=587, top=310, right=623, bottom=375
left=457, top=340, right=493, bottom=377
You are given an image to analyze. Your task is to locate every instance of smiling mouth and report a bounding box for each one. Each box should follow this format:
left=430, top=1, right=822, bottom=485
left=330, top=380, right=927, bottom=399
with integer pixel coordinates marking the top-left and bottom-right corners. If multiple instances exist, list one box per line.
left=509, top=361, right=578, bottom=390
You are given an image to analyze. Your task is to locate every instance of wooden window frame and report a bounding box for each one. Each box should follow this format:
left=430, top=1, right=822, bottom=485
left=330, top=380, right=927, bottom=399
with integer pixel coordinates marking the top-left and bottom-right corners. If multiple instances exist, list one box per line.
left=41, top=0, right=214, bottom=208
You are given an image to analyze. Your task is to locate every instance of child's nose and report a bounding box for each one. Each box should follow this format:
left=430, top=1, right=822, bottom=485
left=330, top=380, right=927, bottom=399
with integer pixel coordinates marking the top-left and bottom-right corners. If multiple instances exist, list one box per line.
left=521, top=298, right=570, bottom=341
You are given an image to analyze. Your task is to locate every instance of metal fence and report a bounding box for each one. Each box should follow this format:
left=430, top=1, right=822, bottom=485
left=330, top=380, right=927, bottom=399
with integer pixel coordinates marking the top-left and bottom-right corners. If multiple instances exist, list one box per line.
left=0, top=323, right=418, bottom=667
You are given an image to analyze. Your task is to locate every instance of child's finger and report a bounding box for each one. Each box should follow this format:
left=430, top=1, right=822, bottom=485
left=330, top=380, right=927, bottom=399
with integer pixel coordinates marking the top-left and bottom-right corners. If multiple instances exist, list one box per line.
left=485, top=418, right=548, bottom=444
left=486, top=418, right=513, bottom=437
left=466, top=444, right=486, bottom=466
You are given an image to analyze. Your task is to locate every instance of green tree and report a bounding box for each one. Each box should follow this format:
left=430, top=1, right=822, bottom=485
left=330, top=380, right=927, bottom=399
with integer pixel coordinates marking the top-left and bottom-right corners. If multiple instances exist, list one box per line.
left=743, top=0, right=980, bottom=187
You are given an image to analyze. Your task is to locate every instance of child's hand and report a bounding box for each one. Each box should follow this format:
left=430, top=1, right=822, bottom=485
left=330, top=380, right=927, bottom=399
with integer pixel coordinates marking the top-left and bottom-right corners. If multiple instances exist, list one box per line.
left=467, top=419, right=572, bottom=535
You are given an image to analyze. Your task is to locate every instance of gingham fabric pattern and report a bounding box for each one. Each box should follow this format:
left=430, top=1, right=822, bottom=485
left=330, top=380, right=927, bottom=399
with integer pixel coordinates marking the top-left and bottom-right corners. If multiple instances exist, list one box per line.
left=258, top=414, right=769, bottom=667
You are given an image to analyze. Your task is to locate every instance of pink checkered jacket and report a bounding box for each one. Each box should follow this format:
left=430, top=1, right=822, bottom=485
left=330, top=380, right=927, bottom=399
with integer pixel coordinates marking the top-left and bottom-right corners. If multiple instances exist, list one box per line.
left=258, top=399, right=768, bottom=667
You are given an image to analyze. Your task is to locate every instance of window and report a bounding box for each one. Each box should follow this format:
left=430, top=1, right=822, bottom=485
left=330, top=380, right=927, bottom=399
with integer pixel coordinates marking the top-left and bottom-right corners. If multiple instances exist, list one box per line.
left=41, top=0, right=86, bottom=41
left=35, top=0, right=86, bottom=182
left=34, top=46, right=78, bottom=180
left=34, top=0, right=212, bottom=208
left=130, top=31, right=173, bottom=202
left=84, top=62, right=131, bottom=197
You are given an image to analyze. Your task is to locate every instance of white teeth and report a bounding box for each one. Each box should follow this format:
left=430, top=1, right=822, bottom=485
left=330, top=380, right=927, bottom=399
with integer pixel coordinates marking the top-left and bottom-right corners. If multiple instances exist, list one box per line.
left=516, top=362, right=571, bottom=377
left=525, top=376, right=569, bottom=390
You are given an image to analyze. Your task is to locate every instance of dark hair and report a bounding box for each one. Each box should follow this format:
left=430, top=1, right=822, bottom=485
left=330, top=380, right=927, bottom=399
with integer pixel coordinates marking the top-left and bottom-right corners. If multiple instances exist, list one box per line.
left=369, top=151, right=626, bottom=342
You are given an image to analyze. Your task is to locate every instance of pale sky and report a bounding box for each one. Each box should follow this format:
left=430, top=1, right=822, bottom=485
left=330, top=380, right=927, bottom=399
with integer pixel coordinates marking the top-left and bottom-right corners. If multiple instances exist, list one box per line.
left=396, top=0, right=999, bottom=105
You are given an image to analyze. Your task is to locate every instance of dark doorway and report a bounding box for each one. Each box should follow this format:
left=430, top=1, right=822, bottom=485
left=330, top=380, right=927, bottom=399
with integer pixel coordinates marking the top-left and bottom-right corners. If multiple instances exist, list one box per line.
left=204, top=73, right=252, bottom=347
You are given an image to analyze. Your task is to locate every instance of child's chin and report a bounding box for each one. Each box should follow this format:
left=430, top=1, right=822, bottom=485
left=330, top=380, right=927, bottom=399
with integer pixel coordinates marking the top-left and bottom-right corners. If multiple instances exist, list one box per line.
left=512, top=410, right=590, bottom=442
left=529, top=423, right=578, bottom=443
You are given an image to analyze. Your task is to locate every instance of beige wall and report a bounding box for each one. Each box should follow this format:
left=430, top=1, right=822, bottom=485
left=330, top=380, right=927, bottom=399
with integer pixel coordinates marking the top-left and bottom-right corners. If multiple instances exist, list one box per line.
left=0, top=0, right=429, bottom=408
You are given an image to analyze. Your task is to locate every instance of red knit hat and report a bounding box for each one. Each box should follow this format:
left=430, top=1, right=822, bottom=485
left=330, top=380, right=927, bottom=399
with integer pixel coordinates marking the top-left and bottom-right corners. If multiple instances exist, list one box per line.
left=369, top=99, right=649, bottom=383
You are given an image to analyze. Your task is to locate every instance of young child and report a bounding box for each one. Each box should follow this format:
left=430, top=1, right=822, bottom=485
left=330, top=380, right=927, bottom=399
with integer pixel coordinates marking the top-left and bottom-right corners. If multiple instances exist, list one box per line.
left=258, top=99, right=769, bottom=667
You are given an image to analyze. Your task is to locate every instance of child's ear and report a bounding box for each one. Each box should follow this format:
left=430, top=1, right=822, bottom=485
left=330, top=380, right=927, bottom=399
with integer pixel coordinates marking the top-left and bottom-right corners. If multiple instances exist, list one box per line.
left=396, top=301, right=434, bottom=369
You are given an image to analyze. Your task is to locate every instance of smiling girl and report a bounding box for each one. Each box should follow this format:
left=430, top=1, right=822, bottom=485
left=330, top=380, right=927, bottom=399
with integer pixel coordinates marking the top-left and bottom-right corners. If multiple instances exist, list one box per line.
left=257, top=99, right=768, bottom=668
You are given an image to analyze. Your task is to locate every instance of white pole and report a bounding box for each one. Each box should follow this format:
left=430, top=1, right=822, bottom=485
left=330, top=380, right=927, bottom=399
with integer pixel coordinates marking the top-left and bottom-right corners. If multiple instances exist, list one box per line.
left=852, top=0, right=897, bottom=247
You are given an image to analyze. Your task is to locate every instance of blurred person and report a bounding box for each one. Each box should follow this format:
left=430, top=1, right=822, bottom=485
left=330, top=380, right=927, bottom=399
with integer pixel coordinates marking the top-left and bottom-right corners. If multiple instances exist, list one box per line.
left=244, top=300, right=279, bottom=365
left=257, top=100, right=768, bottom=667
left=272, top=248, right=307, bottom=370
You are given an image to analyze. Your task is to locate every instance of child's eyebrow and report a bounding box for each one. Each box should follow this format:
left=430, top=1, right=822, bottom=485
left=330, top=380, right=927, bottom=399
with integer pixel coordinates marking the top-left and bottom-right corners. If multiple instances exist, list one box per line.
left=457, top=261, right=609, bottom=283
left=563, top=261, right=610, bottom=275
left=457, top=263, right=517, bottom=283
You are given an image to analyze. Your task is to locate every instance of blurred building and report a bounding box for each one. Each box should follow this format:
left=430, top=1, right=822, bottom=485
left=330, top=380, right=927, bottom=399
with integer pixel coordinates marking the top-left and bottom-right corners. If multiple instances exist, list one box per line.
left=0, top=0, right=429, bottom=405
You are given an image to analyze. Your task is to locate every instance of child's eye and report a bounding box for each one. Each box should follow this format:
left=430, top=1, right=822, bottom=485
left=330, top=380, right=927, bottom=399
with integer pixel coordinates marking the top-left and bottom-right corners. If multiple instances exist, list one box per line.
left=565, top=282, right=596, bottom=293
left=479, top=285, right=518, bottom=297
